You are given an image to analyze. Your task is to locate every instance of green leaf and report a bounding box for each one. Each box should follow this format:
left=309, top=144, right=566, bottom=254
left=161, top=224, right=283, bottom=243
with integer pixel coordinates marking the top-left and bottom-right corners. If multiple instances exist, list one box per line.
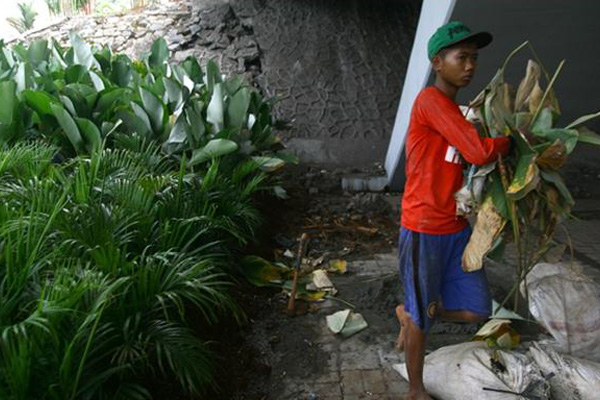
left=139, top=87, right=165, bottom=134
left=130, top=102, right=153, bottom=135
left=206, top=60, right=221, bottom=94
left=69, top=32, right=98, bottom=69
left=27, top=39, right=49, bottom=66
left=488, top=171, right=508, bottom=219
left=531, top=107, right=554, bottom=133
left=540, top=170, right=574, bottom=206
left=149, top=38, right=169, bottom=69
left=506, top=153, right=540, bottom=200
left=240, top=256, right=291, bottom=287
left=15, top=62, right=33, bottom=94
left=224, top=75, right=244, bottom=96
left=110, top=58, right=132, bottom=87
left=189, top=139, right=238, bottom=166
left=51, top=103, right=84, bottom=152
left=0, top=81, right=23, bottom=143
left=251, top=156, right=285, bottom=172
left=23, top=90, right=58, bottom=119
left=65, top=64, right=87, bottom=83
left=75, top=117, right=102, bottom=152
left=163, top=77, right=184, bottom=112
left=577, top=126, right=600, bottom=146
left=89, top=71, right=105, bottom=91
left=182, top=56, right=203, bottom=84
left=96, top=88, right=129, bottom=117
left=534, top=128, right=579, bottom=154
left=227, top=87, right=250, bottom=132
left=117, top=108, right=151, bottom=138
left=207, top=83, right=224, bottom=132
left=565, top=110, right=600, bottom=129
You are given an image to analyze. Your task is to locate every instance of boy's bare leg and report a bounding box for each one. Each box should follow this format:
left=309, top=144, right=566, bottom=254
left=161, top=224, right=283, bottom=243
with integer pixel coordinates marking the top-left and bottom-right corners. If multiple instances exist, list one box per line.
left=404, top=318, right=433, bottom=400
left=395, top=304, right=409, bottom=352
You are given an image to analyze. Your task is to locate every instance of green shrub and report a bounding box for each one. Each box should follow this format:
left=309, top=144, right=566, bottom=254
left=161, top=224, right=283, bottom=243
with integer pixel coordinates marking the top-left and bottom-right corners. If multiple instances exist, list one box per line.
left=0, top=35, right=295, bottom=398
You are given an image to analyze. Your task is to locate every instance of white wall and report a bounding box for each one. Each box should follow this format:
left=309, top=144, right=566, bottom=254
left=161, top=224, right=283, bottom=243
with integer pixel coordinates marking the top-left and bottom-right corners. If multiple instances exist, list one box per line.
left=384, top=0, right=456, bottom=190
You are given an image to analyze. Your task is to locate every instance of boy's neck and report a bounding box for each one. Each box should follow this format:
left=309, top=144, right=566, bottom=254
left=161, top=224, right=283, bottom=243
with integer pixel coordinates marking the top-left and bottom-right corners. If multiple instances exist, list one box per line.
left=434, top=77, right=459, bottom=102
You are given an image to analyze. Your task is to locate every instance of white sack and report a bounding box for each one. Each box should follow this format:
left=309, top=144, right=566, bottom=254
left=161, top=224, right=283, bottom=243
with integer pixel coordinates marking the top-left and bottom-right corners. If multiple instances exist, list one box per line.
left=521, top=262, right=600, bottom=362
left=393, top=342, right=548, bottom=400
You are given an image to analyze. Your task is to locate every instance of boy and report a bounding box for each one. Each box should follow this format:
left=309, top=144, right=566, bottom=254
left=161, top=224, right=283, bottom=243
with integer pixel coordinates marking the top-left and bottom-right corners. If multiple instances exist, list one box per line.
left=395, top=21, right=511, bottom=400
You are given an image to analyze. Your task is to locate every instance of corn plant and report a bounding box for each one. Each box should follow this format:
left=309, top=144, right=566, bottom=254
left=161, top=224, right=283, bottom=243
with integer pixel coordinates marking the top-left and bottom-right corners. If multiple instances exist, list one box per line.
left=460, top=41, right=600, bottom=311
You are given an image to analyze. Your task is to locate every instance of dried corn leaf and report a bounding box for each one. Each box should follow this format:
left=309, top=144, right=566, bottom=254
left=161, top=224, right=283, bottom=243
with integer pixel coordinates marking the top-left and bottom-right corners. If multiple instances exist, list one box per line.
left=540, top=170, right=574, bottom=206
left=536, top=139, right=567, bottom=170
left=515, top=60, right=541, bottom=111
left=565, top=110, right=600, bottom=129
left=534, top=128, right=579, bottom=153
left=507, top=153, right=540, bottom=200
left=527, top=80, right=544, bottom=114
left=463, top=196, right=507, bottom=272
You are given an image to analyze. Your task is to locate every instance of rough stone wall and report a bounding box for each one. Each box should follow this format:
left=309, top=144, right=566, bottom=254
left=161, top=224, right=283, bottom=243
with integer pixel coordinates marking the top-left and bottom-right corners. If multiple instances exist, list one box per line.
left=230, top=0, right=421, bottom=166
left=7, top=0, right=422, bottom=168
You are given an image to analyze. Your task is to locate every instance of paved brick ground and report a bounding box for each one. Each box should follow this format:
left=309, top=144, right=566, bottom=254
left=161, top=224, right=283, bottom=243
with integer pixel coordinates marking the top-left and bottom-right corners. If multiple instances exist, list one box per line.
left=271, top=204, right=600, bottom=400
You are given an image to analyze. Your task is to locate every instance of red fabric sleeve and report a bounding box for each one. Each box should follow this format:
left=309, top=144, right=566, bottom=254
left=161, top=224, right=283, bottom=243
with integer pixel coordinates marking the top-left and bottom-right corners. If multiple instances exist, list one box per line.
left=418, top=89, right=511, bottom=165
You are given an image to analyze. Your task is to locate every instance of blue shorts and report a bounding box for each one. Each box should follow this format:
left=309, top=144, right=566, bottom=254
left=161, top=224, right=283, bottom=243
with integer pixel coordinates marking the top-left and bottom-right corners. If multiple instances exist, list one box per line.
left=398, top=226, right=491, bottom=332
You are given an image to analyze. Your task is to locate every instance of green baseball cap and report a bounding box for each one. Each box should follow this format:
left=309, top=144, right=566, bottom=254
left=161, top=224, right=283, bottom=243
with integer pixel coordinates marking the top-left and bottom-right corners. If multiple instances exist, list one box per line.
left=427, top=21, right=492, bottom=60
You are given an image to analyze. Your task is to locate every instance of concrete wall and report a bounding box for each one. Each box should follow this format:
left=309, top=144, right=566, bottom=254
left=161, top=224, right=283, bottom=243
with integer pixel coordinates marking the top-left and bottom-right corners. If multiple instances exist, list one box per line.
left=231, top=0, right=421, bottom=167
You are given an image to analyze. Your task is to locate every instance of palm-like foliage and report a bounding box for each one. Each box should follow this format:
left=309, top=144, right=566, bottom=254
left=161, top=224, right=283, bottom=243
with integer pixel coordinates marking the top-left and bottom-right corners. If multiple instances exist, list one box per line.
left=6, top=3, right=37, bottom=34
left=0, top=141, right=265, bottom=398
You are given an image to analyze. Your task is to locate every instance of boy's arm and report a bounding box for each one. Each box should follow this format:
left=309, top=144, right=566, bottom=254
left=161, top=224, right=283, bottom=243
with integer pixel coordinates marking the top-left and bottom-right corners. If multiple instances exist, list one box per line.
left=420, top=92, right=511, bottom=165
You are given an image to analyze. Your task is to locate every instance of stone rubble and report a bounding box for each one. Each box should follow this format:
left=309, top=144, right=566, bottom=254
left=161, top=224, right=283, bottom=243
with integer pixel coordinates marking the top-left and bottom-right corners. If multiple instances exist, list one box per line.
left=7, top=0, right=262, bottom=84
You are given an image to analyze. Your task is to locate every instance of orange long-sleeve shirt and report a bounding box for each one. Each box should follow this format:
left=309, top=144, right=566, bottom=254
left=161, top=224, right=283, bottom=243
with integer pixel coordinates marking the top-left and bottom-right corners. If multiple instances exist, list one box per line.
left=401, top=86, right=511, bottom=234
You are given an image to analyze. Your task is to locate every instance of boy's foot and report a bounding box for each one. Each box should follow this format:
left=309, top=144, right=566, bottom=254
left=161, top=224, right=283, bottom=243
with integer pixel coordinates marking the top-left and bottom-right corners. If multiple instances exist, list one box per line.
left=395, top=304, right=408, bottom=352
left=404, top=391, right=434, bottom=400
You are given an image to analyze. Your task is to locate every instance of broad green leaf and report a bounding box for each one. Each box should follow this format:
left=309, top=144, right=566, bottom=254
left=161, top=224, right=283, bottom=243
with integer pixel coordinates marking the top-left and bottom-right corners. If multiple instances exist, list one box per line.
left=506, top=153, right=540, bottom=200
left=163, top=77, right=184, bottom=112
left=23, top=90, right=58, bottom=118
left=96, top=88, right=129, bottom=117
left=224, top=75, right=244, bottom=96
left=110, top=58, right=132, bottom=87
left=531, top=107, right=554, bottom=133
left=251, top=156, right=285, bottom=172
left=75, top=117, right=101, bottom=152
left=0, top=81, right=18, bottom=126
left=189, top=138, right=238, bottom=166
left=69, top=32, right=98, bottom=69
left=227, top=87, right=250, bottom=132
left=59, top=94, right=77, bottom=116
left=240, top=255, right=291, bottom=287
left=51, top=103, right=84, bottom=152
left=185, top=103, right=205, bottom=146
left=149, top=38, right=169, bottom=69
left=205, top=59, right=221, bottom=94
left=540, top=170, right=574, bottom=206
left=207, top=83, right=224, bottom=132
left=577, top=126, right=600, bottom=146
left=89, top=71, right=105, bottom=91
left=565, top=110, right=600, bottom=129
left=534, top=128, right=579, bottom=153
left=117, top=108, right=151, bottom=138
left=0, top=81, right=22, bottom=143
left=27, top=39, right=49, bottom=66
left=488, top=172, right=508, bottom=219
left=63, top=85, right=90, bottom=117
left=130, top=102, right=153, bottom=135
left=182, top=56, right=203, bottom=84
left=65, top=64, right=87, bottom=83
left=273, top=186, right=288, bottom=199
left=165, top=114, right=189, bottom=153
left=139, top=87, right=165, bottom=134
left=15, top=62, right=33, bottom=94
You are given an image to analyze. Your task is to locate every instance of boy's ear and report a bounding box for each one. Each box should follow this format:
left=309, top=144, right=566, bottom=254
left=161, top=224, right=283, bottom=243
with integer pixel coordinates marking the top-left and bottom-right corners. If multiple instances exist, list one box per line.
left=432, top=55, right=443, bottom=72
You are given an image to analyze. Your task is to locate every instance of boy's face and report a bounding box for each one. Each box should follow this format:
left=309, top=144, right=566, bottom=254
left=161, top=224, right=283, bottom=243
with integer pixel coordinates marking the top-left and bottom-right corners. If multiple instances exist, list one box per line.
left=433, top=41, right=479, bottom=88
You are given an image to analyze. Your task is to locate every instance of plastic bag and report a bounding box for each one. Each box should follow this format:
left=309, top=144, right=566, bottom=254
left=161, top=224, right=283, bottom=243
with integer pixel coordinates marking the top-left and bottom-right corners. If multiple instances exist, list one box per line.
left=393, top=342, right=549, bottom=400
left=529, top=342, right=600, bottom=400
left=521, top=262, right=600, bottom=362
